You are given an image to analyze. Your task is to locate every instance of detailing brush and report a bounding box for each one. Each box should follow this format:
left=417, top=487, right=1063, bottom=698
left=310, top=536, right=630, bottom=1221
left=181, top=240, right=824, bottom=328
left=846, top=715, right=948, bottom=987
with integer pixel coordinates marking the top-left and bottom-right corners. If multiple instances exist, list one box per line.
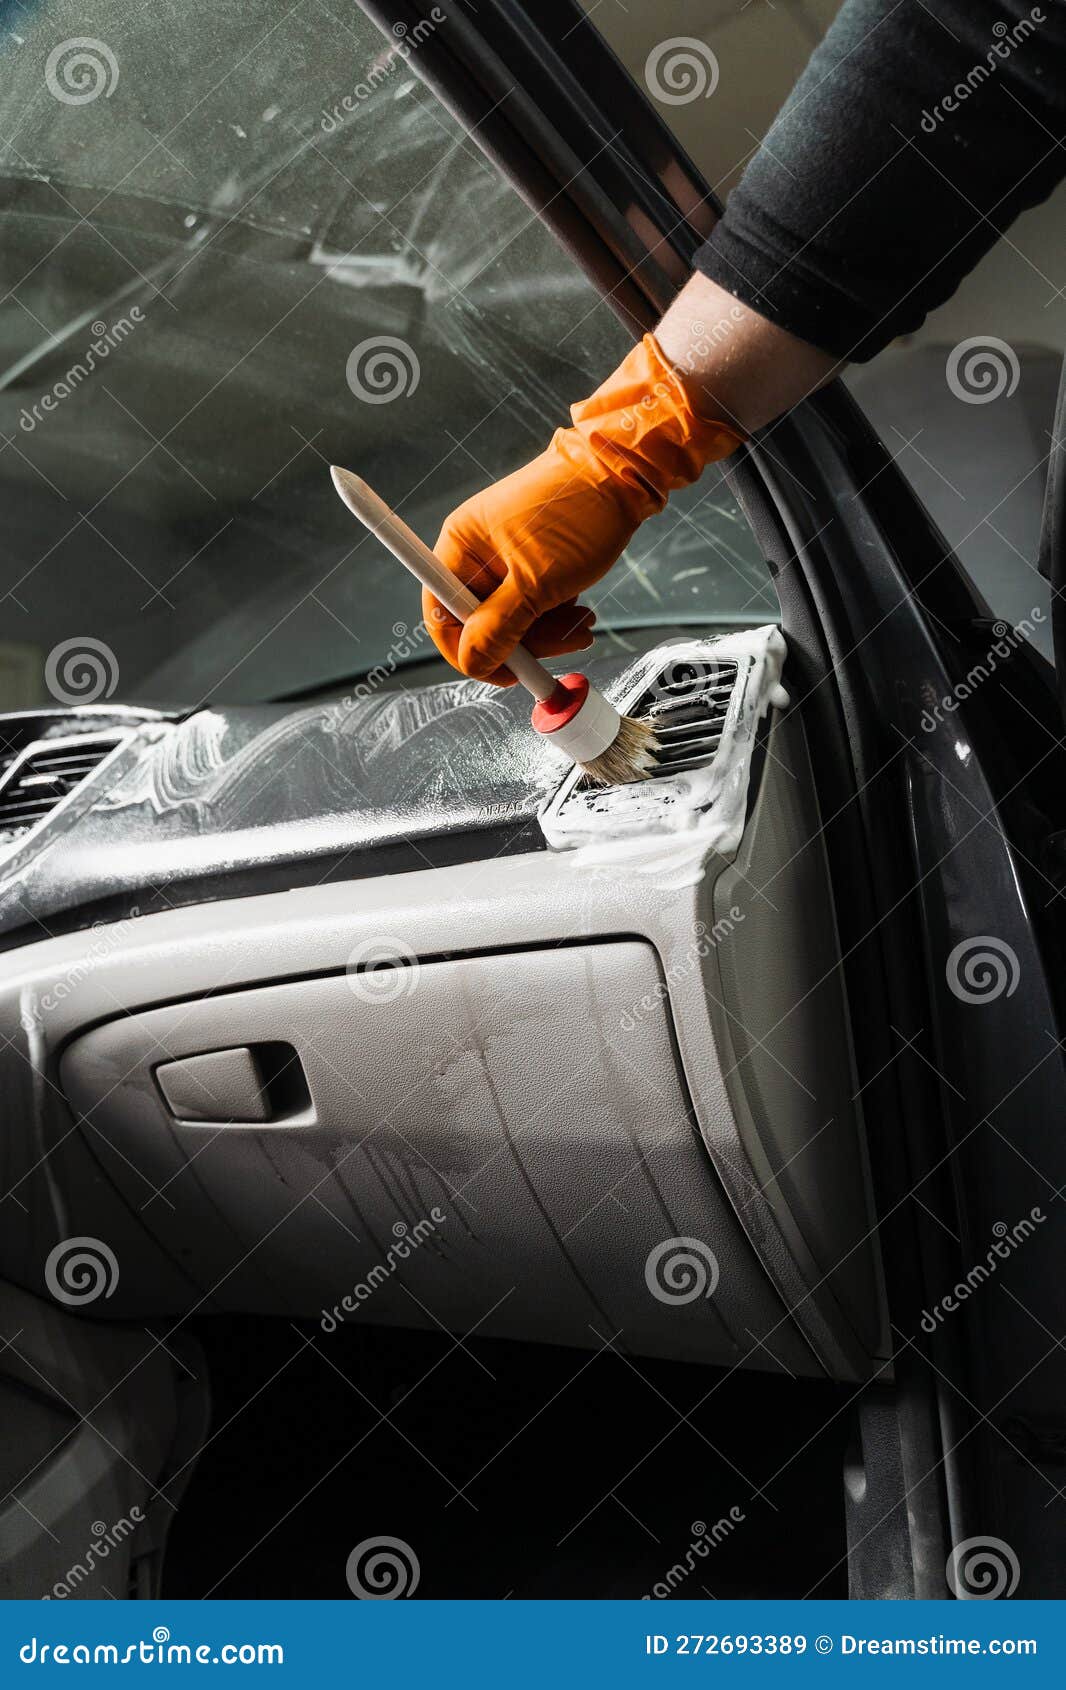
left=330, top=467, right=658, bottom=784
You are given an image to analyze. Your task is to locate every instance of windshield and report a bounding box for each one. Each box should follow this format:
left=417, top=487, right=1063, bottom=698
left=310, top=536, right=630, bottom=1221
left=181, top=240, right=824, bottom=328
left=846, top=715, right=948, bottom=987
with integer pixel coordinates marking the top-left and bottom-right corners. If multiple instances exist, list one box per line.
left=0, top=0, right=776, bottom=708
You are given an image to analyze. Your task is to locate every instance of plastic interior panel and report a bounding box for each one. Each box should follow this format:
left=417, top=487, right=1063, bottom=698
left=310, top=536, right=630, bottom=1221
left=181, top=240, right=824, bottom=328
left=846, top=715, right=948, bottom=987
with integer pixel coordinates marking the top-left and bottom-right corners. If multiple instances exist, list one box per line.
left=60, top=941, right=812, bottom=1374
left=1, top=707, right=882, bottom=1382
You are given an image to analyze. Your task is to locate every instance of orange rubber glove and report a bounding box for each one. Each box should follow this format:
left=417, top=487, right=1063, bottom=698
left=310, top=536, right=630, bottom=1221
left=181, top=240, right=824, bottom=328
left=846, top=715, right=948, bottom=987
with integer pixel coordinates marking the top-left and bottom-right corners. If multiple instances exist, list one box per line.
left=425, top=333, right=744, bottom=685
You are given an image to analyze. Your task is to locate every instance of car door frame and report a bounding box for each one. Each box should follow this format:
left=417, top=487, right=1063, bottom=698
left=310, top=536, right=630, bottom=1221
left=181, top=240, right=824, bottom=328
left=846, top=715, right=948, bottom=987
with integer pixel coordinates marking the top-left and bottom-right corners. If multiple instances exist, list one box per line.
left=356, top=0, right=1066, bottom=1598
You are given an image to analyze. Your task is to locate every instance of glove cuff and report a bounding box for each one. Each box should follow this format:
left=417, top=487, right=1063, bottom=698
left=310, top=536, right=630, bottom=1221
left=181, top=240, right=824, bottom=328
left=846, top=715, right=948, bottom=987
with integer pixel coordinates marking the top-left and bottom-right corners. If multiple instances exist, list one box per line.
left=565, top=332, right=746, bottom=517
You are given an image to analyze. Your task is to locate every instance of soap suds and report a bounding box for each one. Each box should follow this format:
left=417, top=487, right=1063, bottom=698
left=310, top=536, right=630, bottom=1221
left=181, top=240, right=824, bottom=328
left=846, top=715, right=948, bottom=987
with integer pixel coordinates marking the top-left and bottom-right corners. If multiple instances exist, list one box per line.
left=539, top=627, right=788, bottom=881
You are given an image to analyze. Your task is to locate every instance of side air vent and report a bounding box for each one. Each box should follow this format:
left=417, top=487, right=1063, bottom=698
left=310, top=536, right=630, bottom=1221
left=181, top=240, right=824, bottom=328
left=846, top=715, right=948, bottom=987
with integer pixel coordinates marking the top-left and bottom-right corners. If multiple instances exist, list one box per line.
left=643, top=658, right=739, bottom=781
left=0, top=733, right=124, bottom=840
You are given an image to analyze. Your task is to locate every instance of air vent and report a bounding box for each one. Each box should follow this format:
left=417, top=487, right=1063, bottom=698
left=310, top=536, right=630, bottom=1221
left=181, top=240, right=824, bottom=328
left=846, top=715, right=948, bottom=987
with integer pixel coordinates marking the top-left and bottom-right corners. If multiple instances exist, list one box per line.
left=0, top=733, right=123, bottom=840
left=643, top=658, right=739, bottom=780
left=540, top=630, right=785, bottom=852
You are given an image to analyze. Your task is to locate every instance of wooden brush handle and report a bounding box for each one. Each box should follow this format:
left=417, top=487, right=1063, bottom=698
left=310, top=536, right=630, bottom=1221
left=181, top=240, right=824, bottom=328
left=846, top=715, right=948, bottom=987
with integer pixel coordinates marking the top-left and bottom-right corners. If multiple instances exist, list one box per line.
left=333, top=472, right=560, bottom=704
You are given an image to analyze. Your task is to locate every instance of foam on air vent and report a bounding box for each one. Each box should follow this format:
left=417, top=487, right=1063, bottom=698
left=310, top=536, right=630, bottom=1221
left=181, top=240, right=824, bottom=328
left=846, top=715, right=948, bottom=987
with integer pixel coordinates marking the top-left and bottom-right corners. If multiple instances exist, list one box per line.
left=539, top=627, right=788, bottom=861
left=642, top=657, right=739, bottom=781
left=0, top=734, right=124, bottom=841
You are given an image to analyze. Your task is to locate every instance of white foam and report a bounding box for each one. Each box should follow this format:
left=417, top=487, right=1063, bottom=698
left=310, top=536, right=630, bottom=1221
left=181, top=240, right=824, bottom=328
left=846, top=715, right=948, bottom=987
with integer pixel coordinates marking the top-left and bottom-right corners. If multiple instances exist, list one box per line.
left=538, top=626, right=788, bottom=882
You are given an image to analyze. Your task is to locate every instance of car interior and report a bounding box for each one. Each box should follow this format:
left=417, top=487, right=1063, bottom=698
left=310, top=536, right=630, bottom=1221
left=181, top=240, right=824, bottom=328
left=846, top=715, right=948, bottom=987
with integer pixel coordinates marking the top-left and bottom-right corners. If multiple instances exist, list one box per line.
left=1, top=0, right=1064, bottom=1605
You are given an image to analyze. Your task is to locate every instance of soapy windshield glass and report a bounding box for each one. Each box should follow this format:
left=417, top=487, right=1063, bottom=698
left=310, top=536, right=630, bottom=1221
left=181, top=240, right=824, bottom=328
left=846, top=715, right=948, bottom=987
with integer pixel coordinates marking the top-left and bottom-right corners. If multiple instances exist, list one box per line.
left=0, top=0, right=776, bottom=708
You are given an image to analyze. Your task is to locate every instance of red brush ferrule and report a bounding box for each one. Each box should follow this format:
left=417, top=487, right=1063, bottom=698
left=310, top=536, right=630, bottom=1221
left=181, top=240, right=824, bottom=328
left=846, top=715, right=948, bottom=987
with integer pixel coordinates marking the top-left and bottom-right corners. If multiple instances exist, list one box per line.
left=530, top=673, right=589, bottom=735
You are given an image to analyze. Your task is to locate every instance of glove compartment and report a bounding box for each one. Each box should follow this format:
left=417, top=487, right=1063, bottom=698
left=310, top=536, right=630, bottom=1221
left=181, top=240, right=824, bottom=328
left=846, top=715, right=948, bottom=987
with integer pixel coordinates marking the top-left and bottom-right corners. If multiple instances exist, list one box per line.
left=59, top=940, right=813, bottom=1373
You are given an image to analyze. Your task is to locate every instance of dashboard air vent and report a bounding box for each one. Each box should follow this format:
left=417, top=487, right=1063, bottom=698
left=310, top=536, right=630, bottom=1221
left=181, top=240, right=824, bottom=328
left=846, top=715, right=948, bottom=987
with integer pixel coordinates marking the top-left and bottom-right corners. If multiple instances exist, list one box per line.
left=643, top=657, right=739, bottom=781
left=0, top=734, right=123, bottom=839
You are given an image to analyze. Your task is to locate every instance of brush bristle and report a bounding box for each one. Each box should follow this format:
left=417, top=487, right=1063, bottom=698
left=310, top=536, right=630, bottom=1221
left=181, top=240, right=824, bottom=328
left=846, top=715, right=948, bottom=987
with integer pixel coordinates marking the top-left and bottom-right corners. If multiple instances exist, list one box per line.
left=577, top=713, right=659, bottom=786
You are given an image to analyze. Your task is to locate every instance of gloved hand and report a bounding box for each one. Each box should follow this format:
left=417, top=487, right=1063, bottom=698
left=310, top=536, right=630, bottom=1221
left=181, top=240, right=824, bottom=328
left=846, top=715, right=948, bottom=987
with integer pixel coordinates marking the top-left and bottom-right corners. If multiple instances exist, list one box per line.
left=425, top=333, right=744, bottom=685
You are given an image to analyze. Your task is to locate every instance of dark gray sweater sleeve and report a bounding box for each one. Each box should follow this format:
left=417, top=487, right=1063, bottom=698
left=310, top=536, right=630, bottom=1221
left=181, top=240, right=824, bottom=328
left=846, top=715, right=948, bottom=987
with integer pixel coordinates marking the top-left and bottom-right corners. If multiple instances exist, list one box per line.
left=693, top=0, right=1066, bottom=362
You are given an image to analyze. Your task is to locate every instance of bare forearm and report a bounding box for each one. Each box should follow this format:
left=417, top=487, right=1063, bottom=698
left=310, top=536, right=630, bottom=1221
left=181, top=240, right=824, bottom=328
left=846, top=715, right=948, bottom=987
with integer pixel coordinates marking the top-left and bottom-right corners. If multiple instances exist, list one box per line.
left=654, top=272, right=840, bottom=436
